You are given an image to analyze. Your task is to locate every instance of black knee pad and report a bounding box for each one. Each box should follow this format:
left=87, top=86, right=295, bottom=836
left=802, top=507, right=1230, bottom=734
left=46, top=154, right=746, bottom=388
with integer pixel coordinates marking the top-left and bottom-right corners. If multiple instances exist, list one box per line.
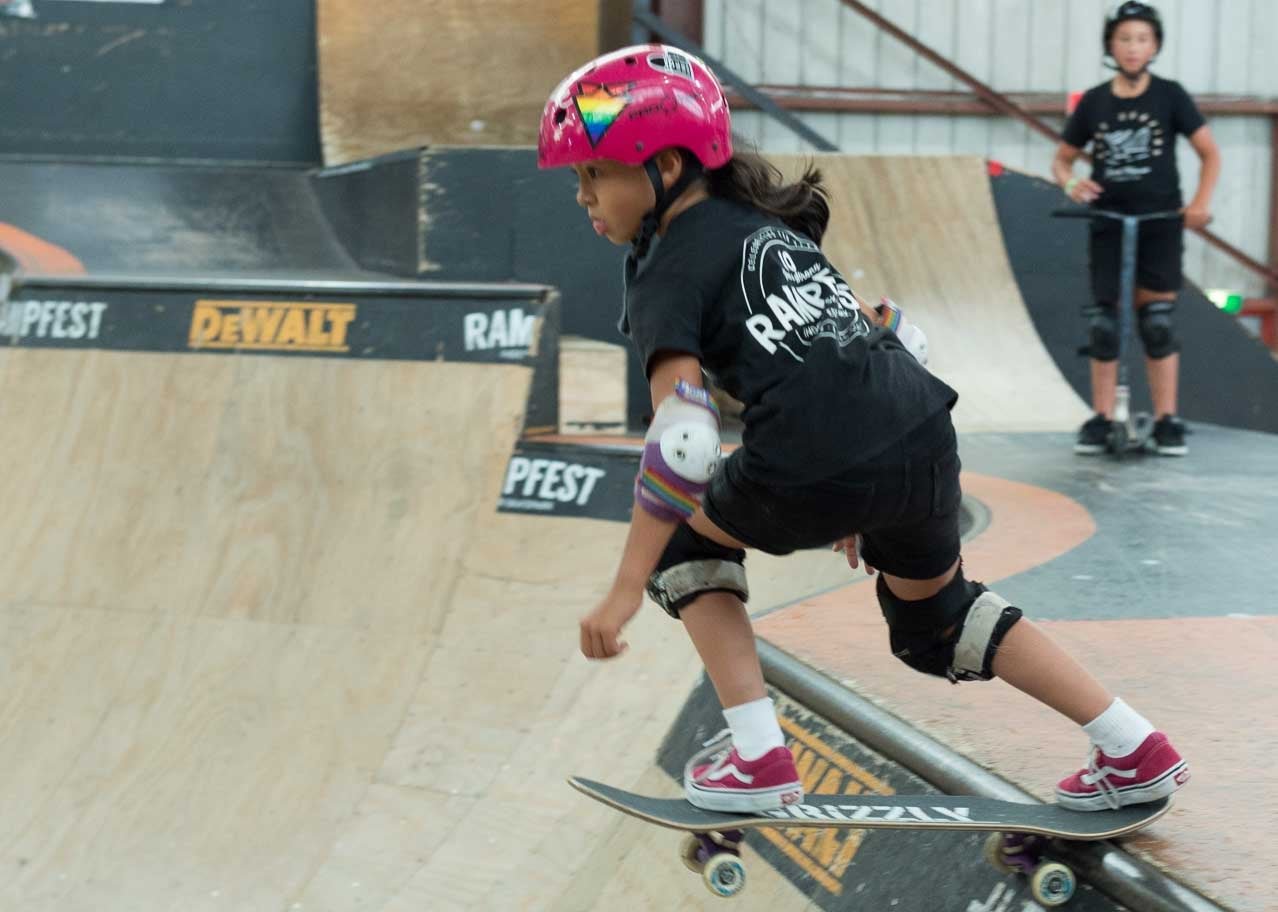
left=1137, top=299, right=1179, bottom=359
left=1079, top=302, right=1119, bottom=361
left=647, top=523, right=748, bottom=619
left=877, top=570, right=1023, bottom=683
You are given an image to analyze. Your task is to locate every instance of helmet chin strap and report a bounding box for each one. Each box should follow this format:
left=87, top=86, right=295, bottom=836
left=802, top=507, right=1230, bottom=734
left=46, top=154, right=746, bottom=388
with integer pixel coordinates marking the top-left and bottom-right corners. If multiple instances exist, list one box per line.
left=1104, top=40, right=1158, bottom=78
left=1113, top=64, right=1147, bottom=84
left=632, top=155, right=703, bottom=259
left=1105, top=59, right=1153, bottom=80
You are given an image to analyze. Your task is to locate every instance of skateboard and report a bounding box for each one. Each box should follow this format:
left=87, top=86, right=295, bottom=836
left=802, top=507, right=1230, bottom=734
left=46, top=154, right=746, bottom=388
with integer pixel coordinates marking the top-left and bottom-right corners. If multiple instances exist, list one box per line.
left=569, top=776, right=1170, bottom=906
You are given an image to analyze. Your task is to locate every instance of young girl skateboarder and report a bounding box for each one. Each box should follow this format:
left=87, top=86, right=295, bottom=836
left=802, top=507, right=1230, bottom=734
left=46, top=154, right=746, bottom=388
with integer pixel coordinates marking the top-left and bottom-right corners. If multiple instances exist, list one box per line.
left=1052, top=1, right=1221, bottom=456
left=540, top=44, right=1190, bottom=812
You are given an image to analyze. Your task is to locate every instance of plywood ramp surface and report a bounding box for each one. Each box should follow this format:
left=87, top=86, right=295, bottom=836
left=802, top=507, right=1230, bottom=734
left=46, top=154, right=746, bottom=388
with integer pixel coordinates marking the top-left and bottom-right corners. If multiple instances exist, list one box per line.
left=772, top=155, right=1090, bottom=433
left=0, top=346, right=841, bottom=910
left=559, top=335, right=627, bottom=434
left=0, top=349, right=528, bottom=910
left=317, top=0, right=602, bottom=164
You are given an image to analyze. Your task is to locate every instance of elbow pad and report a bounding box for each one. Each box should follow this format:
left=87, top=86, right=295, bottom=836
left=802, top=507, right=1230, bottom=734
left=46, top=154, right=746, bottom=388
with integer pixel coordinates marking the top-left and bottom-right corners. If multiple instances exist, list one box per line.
left=634, top=380, right=722, bottom=522
left=878, top=298, right=930, bottom=367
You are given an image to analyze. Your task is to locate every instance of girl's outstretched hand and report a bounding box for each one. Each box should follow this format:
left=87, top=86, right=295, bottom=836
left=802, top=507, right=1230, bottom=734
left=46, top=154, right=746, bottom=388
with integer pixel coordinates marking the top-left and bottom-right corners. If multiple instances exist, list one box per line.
left=580, top=585, right=644, bottom=659
left=832, top=534, right=876, bottom=575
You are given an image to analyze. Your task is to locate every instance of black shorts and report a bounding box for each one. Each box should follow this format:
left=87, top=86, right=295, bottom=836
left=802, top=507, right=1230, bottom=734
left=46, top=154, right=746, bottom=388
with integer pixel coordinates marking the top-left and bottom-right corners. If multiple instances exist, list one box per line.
left=1089, top=217, right=1183, bottom=302
left=702, top=409, right=961, bottom=580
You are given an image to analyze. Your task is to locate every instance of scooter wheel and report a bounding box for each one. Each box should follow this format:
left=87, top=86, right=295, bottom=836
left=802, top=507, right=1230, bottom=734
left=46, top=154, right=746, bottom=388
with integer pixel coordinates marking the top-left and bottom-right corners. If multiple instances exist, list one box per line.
left=1108, top=423, right=1129, bottom=455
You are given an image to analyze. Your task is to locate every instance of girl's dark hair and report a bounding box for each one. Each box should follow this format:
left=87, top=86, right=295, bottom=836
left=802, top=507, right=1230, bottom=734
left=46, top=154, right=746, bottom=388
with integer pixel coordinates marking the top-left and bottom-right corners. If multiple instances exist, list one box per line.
left=703, top=145, right=831, bottom=245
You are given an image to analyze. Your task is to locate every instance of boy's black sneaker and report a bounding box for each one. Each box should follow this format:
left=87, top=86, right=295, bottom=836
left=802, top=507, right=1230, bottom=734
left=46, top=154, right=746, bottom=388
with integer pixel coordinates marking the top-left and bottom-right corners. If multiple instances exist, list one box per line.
left=1074, top=414, right=1113, bottom=455
left=1152, top=414, right=1188, bottom=456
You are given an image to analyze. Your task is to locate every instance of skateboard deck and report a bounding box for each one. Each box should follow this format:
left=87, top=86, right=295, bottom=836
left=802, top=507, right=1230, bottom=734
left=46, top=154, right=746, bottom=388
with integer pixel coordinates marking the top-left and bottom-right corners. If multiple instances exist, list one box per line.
left=568, top=775, right=1169, bottom=840
left=570, top=776, right=1170, bottom=903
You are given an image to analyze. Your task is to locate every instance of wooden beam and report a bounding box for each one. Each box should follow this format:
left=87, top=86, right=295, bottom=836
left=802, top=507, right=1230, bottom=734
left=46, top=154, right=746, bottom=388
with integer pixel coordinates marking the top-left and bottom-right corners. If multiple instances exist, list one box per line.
left=723, top=85, right=1278, bottom=117
left=1271, top=116, right=1278, bottom=299
left=724, top=84, right=1278, bottom=285
left=1242, top=299, right=1277, bottom=350
left=837, top=0, right=1063, bottom=145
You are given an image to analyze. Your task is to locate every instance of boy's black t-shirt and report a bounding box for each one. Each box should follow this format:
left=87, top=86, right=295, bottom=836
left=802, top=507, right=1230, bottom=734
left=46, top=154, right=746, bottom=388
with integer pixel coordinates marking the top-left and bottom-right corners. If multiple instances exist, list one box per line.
left=1062, top=74, right=1206, bottom=214
left=621, top=196, right=958, bottom=486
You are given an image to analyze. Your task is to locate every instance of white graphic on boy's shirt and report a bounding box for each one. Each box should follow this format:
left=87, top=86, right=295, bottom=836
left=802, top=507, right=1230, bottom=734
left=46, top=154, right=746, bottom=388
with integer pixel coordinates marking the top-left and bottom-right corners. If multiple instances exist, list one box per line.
left=739, top=226, right=870, bottom=361
left=1102, top=125, right=1152, bottom=164
left=1093, top=110, right=1166, bottom=184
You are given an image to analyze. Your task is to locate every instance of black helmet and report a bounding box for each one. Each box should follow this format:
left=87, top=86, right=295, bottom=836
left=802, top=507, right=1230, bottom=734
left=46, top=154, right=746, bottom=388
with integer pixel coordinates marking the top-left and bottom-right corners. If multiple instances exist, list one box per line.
left=1104, top=2, right=1164, bottom=55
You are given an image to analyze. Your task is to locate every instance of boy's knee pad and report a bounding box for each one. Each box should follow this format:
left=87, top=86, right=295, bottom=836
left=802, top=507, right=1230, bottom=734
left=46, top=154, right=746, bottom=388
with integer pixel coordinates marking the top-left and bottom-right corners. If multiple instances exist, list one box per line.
left=647, top=523, right=747, bottom=619
left=877, top=571, right=1023, bottom=683
left=1080, top=302, right=1119, bottom=361
left=1137, top=300, right=1179, bottom=359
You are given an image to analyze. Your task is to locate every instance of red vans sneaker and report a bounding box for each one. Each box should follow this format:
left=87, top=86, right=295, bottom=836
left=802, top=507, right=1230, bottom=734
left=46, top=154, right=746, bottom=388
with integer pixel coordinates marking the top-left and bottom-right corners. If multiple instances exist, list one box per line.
left=683, top=731, right=803, bottom=813
left=1056, top=732, right=1189, bottom=811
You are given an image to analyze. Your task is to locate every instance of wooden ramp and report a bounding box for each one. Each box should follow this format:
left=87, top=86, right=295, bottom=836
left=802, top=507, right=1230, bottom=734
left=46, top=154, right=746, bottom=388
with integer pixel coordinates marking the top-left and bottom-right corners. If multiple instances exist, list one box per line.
left=316, top=0, right=605, bottom=164
left=0, top=339, right=847, bottom=910
left=773, top=155, right=1091, bottom=433
left=0, top=156, right=1101, bottom=910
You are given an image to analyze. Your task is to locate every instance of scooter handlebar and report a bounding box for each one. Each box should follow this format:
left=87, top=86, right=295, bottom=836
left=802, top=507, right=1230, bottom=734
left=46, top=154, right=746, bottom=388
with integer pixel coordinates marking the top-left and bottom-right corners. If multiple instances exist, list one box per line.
left=1051, top=207, right=1184, bottom=223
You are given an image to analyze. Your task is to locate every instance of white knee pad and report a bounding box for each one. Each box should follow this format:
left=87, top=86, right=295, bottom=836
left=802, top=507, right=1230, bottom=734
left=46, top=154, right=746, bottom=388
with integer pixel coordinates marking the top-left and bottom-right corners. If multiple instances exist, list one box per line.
left=950, top=591, right=1023, bottom=682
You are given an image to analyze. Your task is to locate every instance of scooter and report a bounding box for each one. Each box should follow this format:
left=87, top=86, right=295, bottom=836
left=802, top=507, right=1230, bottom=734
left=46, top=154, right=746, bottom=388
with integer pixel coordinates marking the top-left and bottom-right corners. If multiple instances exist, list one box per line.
left=1052, top=207, right=1184, bottom=456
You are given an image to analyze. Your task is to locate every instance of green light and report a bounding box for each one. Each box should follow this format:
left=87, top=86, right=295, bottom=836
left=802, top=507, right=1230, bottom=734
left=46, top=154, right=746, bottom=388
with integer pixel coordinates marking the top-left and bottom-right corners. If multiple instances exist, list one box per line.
left=1206, top=288, right=1244, bottom=314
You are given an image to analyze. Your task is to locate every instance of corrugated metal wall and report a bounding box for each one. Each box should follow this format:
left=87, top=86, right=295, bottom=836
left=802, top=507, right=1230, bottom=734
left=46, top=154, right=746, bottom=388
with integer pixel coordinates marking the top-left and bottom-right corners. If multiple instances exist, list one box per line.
left=704, top=0, right=1276, bottom=296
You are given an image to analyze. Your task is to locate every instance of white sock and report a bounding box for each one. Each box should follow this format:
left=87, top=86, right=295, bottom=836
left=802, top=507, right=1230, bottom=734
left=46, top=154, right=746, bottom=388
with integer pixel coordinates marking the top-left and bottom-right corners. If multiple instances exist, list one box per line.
left=1082, top=698, right=1156, bottom=758
left=723, top=697, right=786, bottom=761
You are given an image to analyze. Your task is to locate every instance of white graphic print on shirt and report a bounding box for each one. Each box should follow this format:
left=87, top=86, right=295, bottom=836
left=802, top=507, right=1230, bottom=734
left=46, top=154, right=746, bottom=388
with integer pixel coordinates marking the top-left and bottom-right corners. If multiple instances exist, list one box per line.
left=740, top=226, right=870, bottom=361
left=1094, top=110, right=1166, bottom=184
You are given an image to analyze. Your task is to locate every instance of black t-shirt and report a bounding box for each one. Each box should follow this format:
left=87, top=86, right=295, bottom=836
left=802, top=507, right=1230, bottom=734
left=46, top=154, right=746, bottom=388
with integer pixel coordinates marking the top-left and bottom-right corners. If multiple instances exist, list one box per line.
left=620, top=196, right=958, bottom=485
left=1061, top=74, right=1206, bottom=214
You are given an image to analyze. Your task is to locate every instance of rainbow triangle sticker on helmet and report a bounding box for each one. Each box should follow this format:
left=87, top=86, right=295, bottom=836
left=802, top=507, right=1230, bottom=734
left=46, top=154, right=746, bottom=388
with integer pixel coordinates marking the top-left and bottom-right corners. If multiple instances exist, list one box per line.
left=573, top=82, right=630, bottom=147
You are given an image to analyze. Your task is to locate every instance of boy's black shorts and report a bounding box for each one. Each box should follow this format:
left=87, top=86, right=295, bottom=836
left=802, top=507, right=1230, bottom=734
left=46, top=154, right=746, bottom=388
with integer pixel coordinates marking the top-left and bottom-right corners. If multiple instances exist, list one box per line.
left=1089, top=217, right=1184, bottom=302
left=702, top=408, right=961, bottom=581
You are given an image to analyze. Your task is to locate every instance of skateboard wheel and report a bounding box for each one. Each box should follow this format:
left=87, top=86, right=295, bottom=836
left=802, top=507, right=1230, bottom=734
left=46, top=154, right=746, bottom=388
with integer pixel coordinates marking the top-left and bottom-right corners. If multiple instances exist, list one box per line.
left=680, top=834, right=704, bottom=873
left=702, top=852, right=746, bottom=898
left=1030, top=861, right=1076, bottom=906
left=982, top=832, right=1016, bottom=875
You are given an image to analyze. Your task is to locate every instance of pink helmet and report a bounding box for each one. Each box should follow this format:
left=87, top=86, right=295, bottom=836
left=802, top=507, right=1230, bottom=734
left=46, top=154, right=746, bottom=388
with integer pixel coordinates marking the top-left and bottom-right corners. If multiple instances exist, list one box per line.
left=538, top=44, right=732, bottom=170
